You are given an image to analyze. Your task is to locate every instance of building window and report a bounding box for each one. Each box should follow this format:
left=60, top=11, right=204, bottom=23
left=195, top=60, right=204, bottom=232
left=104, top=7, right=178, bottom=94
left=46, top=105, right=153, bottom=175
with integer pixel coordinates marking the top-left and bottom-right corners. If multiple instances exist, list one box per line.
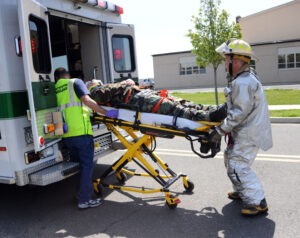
left=296, top=53, right=300, bottom=68
left=29, top=15, right=51, bottom=74
left=199, top=67, right=206, bottom=74
left=250, top=60, right=256, bottom=69
left=287, top=54, right=295, bottom=68
left=180, top=65, right=185, bottom=75
left=278, top=54, right=286, bottom=69
left=278, top=47, right=300, bottom=69
left=186, top=67, right=192, bottom=75
left=112, top=35, right=135, bottom=72
left=179, top=56, right=206, bottom=76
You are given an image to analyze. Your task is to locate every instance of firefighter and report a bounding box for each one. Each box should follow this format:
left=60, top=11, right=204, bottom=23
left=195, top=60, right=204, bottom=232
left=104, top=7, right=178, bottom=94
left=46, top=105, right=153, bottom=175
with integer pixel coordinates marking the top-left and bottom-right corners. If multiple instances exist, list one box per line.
left=54, top=67, right=118, bottom=209
left=211, top=39, right=273, bottom=216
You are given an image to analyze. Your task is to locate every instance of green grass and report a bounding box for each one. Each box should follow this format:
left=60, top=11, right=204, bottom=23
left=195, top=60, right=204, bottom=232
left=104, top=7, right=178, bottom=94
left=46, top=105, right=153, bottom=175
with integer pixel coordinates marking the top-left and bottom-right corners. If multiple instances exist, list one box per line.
left=171, top=89, right=300, bottom=105
left=269, top=109, right=300, bottom=117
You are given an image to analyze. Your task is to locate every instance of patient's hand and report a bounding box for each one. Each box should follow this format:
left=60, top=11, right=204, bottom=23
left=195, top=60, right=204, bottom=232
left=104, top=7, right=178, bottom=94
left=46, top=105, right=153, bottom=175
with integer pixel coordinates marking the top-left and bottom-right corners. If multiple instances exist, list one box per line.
left=120, top=79, right=135, bottom=86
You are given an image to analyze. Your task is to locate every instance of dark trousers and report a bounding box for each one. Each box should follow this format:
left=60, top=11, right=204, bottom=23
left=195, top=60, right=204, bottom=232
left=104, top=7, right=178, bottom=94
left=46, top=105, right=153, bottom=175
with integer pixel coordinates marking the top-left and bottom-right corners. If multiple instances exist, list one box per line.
left=63, top=135, right=94, bottom=203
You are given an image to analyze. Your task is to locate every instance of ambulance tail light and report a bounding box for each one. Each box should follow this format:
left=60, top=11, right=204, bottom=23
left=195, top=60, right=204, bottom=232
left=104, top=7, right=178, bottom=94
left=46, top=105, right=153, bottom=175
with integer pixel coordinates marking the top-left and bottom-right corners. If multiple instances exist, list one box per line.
left=0, top=147, right=7, bottom=152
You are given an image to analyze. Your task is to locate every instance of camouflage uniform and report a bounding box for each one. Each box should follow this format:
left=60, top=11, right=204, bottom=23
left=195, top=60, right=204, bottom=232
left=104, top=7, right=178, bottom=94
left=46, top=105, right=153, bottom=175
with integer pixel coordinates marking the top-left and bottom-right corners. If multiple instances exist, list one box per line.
left=90, top=83, right=218, bottom=121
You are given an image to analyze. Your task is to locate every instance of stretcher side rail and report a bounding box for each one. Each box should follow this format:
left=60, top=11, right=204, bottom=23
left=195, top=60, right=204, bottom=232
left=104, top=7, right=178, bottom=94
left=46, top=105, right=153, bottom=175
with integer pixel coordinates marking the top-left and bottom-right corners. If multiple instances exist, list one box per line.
left=93, top=113, right=221, bottom=159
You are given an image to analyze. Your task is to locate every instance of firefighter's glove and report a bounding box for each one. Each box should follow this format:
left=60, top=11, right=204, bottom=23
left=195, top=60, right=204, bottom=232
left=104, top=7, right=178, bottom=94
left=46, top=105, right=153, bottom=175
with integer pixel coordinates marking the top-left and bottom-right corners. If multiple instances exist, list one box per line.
left=208, top=129, right=222, bottom=144
left=106, top=109, right=119, bottom=119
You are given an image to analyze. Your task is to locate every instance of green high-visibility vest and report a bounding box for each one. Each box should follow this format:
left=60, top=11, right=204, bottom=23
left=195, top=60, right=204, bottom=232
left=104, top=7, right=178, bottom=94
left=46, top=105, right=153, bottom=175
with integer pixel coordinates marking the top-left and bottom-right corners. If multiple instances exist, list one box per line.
left=55, top=78, right=93, bottom=138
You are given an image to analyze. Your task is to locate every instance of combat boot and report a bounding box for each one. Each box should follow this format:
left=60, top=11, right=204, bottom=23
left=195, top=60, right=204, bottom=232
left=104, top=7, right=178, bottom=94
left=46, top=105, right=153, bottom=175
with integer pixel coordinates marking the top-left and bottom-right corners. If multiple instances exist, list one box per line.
left=209, top=103, right=227, bottom=122
left=228, top=191, right=241, bottom=200
left=241, top=198, right=268, bottom=216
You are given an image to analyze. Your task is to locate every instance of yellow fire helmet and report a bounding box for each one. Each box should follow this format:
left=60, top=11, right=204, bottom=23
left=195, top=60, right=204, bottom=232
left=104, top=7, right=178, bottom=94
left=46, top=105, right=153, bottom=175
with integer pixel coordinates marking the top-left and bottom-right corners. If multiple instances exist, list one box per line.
left=216, top=39, right=258, bottom=62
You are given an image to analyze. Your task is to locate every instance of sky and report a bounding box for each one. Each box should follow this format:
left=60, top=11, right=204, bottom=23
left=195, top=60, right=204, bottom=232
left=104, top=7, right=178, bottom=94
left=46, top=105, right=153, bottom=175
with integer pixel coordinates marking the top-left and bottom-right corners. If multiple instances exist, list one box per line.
left=112, top=0, right=293, bottom=79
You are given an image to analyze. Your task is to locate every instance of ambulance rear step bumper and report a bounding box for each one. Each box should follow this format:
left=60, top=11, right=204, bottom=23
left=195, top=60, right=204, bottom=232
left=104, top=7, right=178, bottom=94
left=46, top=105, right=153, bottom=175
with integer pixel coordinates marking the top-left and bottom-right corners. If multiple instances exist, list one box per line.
left=29, top=162, right=80, bottom=186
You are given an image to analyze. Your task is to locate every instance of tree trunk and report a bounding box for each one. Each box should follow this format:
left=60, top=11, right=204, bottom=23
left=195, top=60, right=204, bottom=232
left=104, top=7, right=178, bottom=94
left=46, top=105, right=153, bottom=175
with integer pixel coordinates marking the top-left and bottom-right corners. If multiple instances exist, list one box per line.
left=213, top=67, right=219, bottom=106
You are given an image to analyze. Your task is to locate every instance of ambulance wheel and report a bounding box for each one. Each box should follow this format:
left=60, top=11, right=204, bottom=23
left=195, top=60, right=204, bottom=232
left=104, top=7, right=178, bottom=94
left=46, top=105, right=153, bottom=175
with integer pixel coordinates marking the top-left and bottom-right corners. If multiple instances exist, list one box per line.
left=94, top=183, right=103, bottom=197
left=117, top=172, right=127, bottom=185
left=184, top=180, right=194, bottom=193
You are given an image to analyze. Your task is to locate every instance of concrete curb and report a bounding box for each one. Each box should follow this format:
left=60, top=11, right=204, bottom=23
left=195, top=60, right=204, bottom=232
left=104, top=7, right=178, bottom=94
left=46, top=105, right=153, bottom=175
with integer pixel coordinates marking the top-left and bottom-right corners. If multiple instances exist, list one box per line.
left=270, top=117, right=300, bottom=123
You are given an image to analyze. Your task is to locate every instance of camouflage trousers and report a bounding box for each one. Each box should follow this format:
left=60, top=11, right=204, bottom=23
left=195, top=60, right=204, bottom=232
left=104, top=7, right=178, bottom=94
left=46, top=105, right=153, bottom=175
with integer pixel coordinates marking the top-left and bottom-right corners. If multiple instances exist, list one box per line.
left=128, top=89, right=216, bottom=121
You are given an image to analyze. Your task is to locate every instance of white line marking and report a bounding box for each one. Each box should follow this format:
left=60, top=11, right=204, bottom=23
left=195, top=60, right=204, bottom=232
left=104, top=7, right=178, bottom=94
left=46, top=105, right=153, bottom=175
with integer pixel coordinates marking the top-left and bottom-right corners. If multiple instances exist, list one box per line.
left=155, top=149, right=300, bottom=159
left=155, top=152, right=300, bottom=163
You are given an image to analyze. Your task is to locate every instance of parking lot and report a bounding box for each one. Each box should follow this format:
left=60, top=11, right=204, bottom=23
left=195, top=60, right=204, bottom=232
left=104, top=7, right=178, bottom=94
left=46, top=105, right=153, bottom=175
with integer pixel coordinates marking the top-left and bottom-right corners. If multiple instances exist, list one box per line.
left=1, top=123, right=300, bottom=238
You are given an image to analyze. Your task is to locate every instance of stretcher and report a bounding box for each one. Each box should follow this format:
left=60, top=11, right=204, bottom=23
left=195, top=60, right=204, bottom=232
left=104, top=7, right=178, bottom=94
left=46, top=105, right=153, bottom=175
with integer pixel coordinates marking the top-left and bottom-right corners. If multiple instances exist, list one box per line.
left=92, top=105, right=221, bottom=209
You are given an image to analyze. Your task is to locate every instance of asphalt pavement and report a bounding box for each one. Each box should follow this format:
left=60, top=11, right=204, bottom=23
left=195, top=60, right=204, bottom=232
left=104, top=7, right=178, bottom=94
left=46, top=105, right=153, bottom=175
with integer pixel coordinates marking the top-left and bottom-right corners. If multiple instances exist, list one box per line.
left=0, top=123, right=300, bottom=238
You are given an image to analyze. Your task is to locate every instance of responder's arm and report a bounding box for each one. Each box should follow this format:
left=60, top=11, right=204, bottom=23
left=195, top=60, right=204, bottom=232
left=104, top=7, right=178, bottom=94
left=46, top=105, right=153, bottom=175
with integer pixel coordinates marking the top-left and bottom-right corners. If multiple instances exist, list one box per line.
left=80, top=95, right=107, bottom=115
left=217, top=82, right=253, bottom=135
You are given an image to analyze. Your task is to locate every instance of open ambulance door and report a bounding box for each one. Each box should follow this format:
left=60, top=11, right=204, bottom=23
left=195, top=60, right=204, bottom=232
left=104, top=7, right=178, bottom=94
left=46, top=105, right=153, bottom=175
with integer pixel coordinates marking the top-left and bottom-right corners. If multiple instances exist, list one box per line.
left=106, top=23, right=138, bottom=83
left=18, top=0, right=61, bottom=152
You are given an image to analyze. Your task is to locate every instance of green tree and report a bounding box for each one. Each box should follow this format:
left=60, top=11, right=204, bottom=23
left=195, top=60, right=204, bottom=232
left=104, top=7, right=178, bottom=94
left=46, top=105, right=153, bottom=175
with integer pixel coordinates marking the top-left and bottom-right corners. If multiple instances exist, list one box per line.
left=188, top=0, right=242, bottom=105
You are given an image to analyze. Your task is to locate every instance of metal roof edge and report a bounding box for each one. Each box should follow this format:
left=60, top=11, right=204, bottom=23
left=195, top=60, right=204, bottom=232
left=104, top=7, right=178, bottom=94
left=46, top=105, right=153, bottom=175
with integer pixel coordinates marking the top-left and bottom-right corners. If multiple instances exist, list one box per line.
left=251, top=38, right=300, bottom=46
left=152, top=50, right=192, bottom=57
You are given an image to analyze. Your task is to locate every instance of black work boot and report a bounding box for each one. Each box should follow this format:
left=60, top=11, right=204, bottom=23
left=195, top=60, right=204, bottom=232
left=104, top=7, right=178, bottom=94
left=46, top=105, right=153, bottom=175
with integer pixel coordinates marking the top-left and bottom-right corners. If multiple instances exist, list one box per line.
left=241, top=198, right=268, bottom=216
left=209, top=103, right=227, bottom=122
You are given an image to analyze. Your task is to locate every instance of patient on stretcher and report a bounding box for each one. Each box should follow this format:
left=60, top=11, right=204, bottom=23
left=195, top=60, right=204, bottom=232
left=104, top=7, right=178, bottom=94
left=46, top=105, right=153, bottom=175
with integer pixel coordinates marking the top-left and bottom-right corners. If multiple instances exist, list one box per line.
left=86, top=79, right=227, bottom=122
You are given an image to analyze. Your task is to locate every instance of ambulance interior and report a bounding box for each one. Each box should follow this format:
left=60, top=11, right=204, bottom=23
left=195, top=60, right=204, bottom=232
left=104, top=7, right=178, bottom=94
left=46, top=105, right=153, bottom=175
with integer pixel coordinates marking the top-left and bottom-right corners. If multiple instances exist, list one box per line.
left=49, top=16, right=105, bottom=83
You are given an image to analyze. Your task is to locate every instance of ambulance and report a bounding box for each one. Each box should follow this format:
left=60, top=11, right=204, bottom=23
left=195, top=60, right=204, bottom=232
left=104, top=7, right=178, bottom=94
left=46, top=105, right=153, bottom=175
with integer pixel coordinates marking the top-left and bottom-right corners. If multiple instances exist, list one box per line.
left=0, top=0, right=138, bottom=186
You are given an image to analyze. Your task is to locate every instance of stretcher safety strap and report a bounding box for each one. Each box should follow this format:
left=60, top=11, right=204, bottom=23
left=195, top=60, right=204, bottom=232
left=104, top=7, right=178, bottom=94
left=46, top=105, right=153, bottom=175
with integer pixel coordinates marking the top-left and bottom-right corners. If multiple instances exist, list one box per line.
left=124, top=89, right=132, bottom=104
left=152, top=98, right=166, bottom=113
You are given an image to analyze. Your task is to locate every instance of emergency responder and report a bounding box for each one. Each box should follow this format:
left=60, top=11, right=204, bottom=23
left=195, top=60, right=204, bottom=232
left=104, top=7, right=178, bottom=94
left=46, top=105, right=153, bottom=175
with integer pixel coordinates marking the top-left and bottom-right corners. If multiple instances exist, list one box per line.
left=87, top=79, right=227, bottom=122
left=211, top=39, right=273, bottom=216
left=54, top=67, right=118, bottom=209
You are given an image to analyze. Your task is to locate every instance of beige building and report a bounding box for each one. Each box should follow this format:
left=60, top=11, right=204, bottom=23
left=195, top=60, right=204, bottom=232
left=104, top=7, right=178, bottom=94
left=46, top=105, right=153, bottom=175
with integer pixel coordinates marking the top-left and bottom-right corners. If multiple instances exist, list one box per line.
left=153, top=0, right=300, bottom=89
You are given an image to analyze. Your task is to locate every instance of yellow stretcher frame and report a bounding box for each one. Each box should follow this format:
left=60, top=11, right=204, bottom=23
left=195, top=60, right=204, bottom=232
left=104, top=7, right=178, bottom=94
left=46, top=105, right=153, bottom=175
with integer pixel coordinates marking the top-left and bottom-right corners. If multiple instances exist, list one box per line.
left=92, top=114, right=220, bottom=209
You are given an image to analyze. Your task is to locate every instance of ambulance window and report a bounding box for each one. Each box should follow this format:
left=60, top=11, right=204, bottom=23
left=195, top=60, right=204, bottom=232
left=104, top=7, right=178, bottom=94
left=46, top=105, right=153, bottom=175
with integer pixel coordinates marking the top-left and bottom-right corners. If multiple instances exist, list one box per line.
left=29, top=15, right=51, bottom=73
left=112, top=35, right=135, bottom=72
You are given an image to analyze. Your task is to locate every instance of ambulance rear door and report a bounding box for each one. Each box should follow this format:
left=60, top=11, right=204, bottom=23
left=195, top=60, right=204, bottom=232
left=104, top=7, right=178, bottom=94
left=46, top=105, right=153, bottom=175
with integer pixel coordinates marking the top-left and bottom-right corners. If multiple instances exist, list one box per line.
left=106, top=23, right=138, bottom=83
left=18, top=0, right=61, bottom=152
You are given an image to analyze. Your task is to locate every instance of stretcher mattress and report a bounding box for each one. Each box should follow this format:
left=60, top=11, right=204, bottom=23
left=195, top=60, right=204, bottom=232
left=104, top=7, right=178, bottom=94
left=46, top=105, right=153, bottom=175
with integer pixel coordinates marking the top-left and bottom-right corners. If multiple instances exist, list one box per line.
left=101, top=106, right=206, bottom=130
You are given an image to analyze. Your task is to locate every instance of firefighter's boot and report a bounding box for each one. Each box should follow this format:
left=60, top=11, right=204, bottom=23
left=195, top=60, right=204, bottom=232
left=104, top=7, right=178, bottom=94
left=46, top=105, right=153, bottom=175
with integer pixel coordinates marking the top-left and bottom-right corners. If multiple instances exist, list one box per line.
left=241, top=198, right=268, bottom=216
left=228, top=191, right=241, bottom=200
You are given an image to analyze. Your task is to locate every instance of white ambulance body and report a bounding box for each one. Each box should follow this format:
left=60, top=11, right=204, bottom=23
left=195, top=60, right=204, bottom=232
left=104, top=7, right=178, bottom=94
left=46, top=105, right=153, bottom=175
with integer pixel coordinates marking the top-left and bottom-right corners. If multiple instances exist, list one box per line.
left=0, top=0, right=138, bottom=186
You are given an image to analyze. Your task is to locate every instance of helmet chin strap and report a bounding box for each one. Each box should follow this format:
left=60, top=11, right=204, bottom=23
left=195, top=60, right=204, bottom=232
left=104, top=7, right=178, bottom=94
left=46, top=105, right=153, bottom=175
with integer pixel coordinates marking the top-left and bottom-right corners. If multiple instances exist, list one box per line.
left=229, top=54, right=233, bottom=76
left=227, top=54, right=234, bottom=82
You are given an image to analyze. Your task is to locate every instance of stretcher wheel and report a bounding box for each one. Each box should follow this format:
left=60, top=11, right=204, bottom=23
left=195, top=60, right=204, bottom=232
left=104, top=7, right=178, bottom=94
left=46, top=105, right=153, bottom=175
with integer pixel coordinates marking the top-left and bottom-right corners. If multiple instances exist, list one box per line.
left=116, top=172, right=127, bottom=185
left=165, top=194, right=178, bottom=209
left=94, top=183, right=103, bottom=197
left=166, top=202, right=177, bottom=209
left=184, top=180, right=194, bottom=193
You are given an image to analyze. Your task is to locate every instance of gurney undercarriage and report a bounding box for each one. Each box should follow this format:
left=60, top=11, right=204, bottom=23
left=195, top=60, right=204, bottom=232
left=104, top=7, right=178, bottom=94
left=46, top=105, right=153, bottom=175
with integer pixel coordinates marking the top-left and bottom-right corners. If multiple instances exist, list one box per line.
left=92, top=109, right=220, bottom=209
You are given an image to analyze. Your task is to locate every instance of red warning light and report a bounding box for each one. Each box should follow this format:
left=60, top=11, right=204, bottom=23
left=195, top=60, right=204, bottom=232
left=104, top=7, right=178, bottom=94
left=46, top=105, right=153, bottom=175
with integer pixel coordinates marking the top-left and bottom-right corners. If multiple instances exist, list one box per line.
left=114, top=49, right=122, bottom=60
left=115, top=5, right=123, bottom=15
left=31, top=38, right=36, bottom=55
left=39, top=136, right=45, bottom=147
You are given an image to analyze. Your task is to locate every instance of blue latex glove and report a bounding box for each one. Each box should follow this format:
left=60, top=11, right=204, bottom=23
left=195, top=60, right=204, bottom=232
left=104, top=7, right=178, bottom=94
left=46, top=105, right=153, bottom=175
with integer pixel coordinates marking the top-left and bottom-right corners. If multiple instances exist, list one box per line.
left=63, top=122, right=68, bottom=134
left=106, top=109, right=119, bottom=118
